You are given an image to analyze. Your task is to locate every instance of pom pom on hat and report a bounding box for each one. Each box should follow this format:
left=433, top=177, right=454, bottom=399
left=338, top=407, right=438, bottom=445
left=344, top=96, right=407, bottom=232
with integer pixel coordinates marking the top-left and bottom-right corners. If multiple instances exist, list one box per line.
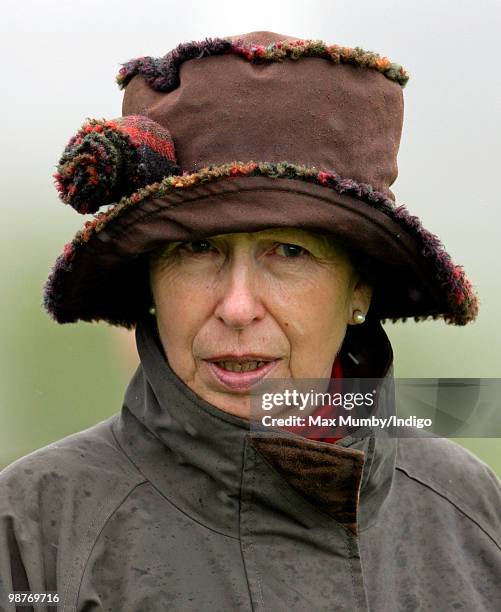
left=54, top=115, right=180, bottom=214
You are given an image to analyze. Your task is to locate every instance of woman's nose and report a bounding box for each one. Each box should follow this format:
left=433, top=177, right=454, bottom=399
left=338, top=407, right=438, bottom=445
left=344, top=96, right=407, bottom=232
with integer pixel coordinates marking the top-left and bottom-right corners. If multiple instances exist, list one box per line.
left=214, top=260, right=266, bottom=330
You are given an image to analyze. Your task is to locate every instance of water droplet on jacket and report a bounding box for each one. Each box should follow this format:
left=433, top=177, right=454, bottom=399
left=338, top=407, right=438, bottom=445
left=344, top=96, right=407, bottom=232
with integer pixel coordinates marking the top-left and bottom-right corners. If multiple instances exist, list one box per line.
left=216, top=489, right=232, bottom=505
left=348, top=352, right=360, bottom=365
left=161, top=411, right=173, bottom=427
left=184, top=422, right=198, bottom=437
left=173, top=452, right=187, bottom=466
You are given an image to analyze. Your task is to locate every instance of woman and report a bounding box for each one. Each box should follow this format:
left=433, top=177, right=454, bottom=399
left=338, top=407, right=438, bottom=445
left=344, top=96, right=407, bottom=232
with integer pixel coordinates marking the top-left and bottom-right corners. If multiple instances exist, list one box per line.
left=148, top=228, right=373, bottom=419
left=1, top=31, right=499, bottom=612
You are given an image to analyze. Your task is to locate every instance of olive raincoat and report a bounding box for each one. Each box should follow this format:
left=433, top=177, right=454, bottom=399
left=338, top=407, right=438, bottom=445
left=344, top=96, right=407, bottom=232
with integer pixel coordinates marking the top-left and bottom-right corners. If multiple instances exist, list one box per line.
left=1, top=315, right=500, bottom=611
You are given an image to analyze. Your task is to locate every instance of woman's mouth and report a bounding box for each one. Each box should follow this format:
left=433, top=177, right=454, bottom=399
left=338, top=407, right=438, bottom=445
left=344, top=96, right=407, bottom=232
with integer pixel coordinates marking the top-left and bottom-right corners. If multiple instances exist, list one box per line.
left=206, top=359, right=279, bottom=390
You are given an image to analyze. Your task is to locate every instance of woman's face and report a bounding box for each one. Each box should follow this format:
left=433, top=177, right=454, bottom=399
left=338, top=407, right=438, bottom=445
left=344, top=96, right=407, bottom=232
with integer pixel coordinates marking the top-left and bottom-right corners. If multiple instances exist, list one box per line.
left=149, top=228, right=372, bottom=418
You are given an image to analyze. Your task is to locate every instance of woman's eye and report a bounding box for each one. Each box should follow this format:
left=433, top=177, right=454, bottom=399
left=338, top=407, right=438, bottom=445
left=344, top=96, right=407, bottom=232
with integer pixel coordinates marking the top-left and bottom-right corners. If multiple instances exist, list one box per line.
left=180, top=240, right=215, bottom=254
left=176, top=240, right=308, bottom=258
left=275, top=243, right=308, bottom=258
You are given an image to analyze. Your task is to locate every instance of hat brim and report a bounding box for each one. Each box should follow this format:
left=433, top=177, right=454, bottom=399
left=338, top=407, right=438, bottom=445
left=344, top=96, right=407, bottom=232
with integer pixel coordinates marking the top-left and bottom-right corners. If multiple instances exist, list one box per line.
left=43, top=166, right=478, bottom=328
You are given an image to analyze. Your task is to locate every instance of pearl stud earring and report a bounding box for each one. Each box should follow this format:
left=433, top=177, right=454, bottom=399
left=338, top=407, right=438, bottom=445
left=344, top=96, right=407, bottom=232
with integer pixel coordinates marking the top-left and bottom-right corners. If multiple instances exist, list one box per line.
left=353, top=310, right=366, bottom=324
left=149, top=306, right=156, bottom=316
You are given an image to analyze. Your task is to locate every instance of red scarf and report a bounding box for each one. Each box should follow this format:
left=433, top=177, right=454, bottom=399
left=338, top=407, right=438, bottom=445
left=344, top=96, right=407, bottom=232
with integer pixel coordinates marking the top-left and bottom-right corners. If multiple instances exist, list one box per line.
left=281, top=355, right=344, bottom=444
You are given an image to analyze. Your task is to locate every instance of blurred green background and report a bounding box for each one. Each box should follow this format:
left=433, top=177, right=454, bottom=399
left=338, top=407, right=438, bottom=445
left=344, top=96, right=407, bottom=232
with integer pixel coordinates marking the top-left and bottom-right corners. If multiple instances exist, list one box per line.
left=1, top=0, right=500, bottom=474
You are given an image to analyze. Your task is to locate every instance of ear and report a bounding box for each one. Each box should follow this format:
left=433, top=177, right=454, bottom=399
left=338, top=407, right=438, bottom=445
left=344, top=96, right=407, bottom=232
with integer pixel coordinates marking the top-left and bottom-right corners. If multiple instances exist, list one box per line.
left=347, top=278, right=373, bottom=325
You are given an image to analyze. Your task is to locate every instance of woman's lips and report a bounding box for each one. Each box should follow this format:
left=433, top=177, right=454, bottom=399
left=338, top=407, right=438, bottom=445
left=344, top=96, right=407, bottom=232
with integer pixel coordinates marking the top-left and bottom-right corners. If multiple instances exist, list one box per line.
left=206, top=360, right=279, bottom=391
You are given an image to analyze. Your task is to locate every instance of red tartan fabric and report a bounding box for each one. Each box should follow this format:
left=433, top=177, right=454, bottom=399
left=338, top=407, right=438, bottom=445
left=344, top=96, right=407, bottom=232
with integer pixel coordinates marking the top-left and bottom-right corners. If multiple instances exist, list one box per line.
left=281, top=355, right=344, bottom=444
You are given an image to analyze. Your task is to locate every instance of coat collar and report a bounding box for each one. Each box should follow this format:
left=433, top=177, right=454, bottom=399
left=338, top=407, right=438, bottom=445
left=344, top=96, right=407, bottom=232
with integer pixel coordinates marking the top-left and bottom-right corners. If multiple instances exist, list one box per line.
left=114, top=313, right=396, bottom=538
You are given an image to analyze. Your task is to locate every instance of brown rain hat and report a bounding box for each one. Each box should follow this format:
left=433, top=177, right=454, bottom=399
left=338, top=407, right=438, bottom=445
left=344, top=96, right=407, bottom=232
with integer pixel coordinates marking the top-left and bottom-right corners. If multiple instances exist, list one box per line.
left=43, top=31, right=478, bottom=329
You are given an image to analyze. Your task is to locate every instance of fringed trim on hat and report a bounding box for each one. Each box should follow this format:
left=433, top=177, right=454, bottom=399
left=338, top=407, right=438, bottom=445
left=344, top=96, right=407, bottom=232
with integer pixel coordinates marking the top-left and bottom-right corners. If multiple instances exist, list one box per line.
left=116, top=37, right=409, bottom=91
left=44, top=161, right=478, bottom=327
left=389, top=205, right=479, bottom=325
